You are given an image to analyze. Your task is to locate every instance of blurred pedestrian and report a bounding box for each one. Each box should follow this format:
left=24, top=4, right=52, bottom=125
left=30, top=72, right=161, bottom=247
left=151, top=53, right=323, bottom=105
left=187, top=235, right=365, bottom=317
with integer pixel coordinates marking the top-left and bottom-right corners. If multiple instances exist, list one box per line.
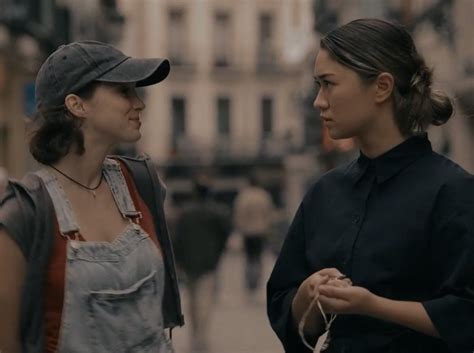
left=267, top=18, right=474, bottom=353
left=233, top=173, right=275, bottom=297
left=0, top=167, right=7, bottom=197
left=173, top=176, right=231, bottom=353
left=0, top=41, right=183, bottom=353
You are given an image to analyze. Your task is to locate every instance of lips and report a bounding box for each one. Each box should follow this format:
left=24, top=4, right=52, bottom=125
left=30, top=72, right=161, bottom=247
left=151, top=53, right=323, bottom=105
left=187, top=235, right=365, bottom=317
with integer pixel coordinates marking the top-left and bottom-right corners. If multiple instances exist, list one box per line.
left=130, top=118, right=141, bottom=127
left=321, top=116, right=332, bottom=122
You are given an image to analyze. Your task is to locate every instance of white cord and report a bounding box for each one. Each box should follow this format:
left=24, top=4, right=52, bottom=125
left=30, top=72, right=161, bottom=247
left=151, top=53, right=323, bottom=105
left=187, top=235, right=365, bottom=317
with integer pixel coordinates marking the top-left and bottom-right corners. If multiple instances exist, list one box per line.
left=298, top=293, right=336, bottom=352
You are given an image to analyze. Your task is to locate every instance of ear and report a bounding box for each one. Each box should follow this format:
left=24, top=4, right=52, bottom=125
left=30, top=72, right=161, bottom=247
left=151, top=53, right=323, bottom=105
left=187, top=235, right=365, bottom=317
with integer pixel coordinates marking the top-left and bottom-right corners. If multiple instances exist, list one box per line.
left=64, top=94, right=87, bottom=118
left=374, top=72, right=394, bottom=104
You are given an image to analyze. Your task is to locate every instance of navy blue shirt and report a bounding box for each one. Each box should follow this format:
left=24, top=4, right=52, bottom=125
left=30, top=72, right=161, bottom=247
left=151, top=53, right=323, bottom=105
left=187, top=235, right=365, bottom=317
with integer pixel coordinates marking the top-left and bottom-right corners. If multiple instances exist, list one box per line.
left=267, top=134, right=474, bottom=353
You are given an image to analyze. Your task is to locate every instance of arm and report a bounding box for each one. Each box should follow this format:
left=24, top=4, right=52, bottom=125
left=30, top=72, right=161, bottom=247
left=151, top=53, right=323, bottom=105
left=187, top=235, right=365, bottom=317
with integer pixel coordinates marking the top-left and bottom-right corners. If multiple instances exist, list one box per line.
left=0, top=228, right=26, bottom=353
left=267, top=201, right=336, bottom=352
left=318, top=285, right=439, bottom=337
left=369, top=295, right=439, bottom=337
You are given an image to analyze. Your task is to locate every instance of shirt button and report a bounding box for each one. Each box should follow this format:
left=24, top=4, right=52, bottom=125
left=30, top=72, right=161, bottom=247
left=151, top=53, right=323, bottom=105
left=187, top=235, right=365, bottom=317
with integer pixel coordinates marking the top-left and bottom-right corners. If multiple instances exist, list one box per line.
left=353, top=215, right=361, bottom=224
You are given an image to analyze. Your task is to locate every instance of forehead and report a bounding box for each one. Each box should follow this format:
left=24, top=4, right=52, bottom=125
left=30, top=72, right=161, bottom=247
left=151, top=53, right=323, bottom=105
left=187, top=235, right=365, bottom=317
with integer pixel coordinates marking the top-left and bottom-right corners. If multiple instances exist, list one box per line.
left=100, top=82, right=135, bottom=89
left=313, top=49, right=346, bottom=77
left=92, top=82, right=134, bottom=94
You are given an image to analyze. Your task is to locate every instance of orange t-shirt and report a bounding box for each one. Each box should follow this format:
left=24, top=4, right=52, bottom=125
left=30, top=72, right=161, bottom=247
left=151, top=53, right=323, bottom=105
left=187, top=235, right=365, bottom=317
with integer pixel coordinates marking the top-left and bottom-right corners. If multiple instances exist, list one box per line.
left=43, top=162, right=161, bottom=352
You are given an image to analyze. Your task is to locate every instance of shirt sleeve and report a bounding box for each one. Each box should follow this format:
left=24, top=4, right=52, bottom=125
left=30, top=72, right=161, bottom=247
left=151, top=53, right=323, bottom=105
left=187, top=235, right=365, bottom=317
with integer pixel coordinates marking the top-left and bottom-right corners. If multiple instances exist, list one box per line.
left=266, top=197, right=313, bottom=352
left=422, top=174, right=474, bottom=352
left=0, top=183, right=31, bottom=259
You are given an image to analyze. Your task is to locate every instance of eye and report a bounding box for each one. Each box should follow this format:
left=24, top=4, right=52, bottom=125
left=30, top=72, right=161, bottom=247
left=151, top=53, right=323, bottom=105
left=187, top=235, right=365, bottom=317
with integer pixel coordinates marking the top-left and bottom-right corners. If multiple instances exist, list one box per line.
left=321, top=80, right=332, bottom=87
left=120, top=87, right=131, bottom=96
left=314, top=80, right=321, bottom=90
left=314, top=79, right=333, bottom=91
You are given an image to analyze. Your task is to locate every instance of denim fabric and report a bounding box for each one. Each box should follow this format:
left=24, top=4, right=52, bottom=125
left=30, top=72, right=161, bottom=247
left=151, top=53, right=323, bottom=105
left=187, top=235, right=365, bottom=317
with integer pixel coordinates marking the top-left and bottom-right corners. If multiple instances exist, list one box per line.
left=35, top=169, right=80, bottom=235
left=103, top=159, right=142, bottom=219
left=36, top=158, right=173, bottom=353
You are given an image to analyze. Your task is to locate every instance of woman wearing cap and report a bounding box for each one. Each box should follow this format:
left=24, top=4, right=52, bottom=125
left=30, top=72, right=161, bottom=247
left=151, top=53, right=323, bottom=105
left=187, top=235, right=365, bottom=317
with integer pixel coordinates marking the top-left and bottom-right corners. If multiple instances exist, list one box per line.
left=0, top=41, right=183, bottom=353
left=267, top=19, right=474, bottom=353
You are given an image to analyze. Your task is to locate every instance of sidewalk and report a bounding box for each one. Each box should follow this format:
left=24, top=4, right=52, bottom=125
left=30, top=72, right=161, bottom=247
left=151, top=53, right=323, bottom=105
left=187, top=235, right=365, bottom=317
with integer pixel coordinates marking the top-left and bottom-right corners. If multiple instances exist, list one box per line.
left=171, top=245, right=284, bottom=353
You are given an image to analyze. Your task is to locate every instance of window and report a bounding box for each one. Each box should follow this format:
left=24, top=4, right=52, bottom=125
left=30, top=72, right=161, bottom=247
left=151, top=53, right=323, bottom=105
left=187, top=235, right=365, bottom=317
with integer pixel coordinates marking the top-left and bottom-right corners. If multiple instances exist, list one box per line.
left=171, top=97, right=186, bottom=149
left=168, top=8, right=187, bottom=65
left=214, top=11, right=232, bottom=67
left=217, top=96, right=231, bottom=136
left=261, top=96, right=273, bottom=138
left=258, top=12, right=275, bottom=67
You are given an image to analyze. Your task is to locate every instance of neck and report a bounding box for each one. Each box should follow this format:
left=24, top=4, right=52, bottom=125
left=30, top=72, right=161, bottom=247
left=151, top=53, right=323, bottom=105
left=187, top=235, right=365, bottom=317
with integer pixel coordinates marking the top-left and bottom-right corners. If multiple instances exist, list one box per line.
left=355, top=111, right=405, bottom=158
left=52, top=137, right=115, bottom=187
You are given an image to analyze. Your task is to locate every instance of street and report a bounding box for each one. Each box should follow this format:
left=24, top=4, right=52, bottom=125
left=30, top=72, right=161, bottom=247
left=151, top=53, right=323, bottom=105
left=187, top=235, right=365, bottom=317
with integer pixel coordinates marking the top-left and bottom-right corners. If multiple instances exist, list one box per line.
left=171, top=239, right=284, bottom=353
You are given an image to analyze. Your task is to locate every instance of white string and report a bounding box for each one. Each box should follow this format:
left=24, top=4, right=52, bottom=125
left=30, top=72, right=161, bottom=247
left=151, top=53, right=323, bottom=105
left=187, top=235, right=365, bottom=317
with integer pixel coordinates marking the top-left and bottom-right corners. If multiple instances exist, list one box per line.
left=298, top=292, right=337, bottom=352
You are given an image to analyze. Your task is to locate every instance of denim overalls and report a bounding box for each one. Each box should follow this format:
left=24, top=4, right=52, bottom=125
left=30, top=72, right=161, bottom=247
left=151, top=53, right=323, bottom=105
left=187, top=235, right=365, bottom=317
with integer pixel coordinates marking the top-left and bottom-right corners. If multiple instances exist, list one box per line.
left=37, top=159, right=173, bottom=353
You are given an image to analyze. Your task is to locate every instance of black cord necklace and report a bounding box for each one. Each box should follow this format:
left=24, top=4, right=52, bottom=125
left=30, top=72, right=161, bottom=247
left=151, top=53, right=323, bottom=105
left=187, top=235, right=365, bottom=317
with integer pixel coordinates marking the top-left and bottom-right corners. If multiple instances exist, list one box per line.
left=49, top=165, right=104, bottom=197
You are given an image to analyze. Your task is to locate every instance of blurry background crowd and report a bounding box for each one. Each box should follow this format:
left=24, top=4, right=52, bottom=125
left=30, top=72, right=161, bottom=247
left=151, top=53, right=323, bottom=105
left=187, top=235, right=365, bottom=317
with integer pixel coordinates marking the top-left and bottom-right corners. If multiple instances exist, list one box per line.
left=0, top=0, right=473, bottom=352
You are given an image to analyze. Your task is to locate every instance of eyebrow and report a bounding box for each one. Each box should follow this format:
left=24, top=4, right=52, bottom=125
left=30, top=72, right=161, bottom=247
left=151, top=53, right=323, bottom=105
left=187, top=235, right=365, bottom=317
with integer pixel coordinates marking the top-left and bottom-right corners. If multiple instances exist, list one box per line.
left=313, top=73, right=336, bottom=80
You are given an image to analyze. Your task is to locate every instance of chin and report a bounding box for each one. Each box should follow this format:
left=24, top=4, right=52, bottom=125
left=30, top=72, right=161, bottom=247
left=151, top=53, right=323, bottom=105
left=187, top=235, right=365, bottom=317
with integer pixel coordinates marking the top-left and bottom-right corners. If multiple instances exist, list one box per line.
left=328, top=129, right=350, bottom=140
left=122, top=131, right=141, bottom=143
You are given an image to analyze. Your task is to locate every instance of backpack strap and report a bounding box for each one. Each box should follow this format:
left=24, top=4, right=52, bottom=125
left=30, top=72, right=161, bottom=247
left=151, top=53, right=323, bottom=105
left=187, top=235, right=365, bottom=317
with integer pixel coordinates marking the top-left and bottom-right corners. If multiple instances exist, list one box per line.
left=111, top=154, right=184, bottom=329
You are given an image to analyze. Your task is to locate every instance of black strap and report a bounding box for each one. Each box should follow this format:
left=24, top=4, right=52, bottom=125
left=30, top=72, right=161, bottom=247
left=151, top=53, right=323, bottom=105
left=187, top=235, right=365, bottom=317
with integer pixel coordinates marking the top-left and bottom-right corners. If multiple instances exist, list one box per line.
left=113, top=155, right=159, bottom=218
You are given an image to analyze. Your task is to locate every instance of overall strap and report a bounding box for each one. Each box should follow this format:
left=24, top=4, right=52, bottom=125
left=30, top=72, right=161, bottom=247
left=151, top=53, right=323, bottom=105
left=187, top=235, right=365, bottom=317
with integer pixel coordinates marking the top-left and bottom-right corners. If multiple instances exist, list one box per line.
left=35, top=169, right=80, bottom=236
left=103, top=158, right=142, bottom=221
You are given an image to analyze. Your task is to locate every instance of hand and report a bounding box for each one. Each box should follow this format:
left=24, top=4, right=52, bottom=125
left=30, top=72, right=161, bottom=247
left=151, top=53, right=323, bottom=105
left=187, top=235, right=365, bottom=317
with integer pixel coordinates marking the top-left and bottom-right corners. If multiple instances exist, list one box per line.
left=318, top=284, right=376, bottom=316
left=300, top=268, right=345, bottom=301
left=292, top=268, right=346, bottom=335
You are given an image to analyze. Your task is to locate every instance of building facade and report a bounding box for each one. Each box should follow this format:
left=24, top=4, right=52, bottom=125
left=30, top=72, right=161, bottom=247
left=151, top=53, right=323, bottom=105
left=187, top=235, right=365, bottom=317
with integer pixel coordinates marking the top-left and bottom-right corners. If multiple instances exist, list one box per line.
left=118, top=0, right=316, bottom=215
left=119, top=0, right=314, bottom=165
left=0, top=0, right=124, bottom=178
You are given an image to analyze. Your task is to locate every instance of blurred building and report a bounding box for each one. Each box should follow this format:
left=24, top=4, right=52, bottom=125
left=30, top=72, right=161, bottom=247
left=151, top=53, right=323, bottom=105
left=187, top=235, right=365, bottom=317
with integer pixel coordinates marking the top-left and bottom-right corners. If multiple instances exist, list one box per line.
left=118, top=0, right=316, bottom=214
left=0, top=0, right=124, bottom=177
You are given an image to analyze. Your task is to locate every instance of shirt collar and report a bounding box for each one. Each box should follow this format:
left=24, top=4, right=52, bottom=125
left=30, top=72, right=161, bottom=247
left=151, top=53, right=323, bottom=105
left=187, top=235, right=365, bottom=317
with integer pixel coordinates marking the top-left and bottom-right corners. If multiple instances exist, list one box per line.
left=346, top=133, right=432, bottom=185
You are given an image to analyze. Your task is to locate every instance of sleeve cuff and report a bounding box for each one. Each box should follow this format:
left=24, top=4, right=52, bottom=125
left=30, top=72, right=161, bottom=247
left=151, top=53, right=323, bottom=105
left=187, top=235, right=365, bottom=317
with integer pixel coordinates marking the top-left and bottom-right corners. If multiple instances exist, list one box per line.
left=423, top=295, right=474, bottom=352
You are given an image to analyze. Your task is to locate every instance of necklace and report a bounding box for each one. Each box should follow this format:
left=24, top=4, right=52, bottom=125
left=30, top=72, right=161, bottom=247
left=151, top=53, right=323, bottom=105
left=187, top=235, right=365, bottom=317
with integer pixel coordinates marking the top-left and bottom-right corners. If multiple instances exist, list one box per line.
left=49, top=165, right=104, bottom=198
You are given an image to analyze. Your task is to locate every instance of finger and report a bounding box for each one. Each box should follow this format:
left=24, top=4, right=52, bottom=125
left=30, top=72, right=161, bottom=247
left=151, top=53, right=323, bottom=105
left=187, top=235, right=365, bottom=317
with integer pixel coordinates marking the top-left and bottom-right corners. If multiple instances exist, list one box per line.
left=317, top=268, right=344, bottom=278
left=308, top=275, right=329, bottom=296
left=342, top=277, right=353, bottom=286
left=327, top=278, right=350, bottom=288
left=319, top=284, right=352, bottom=300
left=318, top=295, right=348, bottom=314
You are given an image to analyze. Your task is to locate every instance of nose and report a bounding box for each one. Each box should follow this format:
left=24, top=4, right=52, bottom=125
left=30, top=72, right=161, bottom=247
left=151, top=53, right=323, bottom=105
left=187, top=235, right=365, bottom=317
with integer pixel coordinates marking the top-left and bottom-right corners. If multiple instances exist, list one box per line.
left=314, top=89, right=328, bottom=111
left=133, top=94, right=146, bottom=111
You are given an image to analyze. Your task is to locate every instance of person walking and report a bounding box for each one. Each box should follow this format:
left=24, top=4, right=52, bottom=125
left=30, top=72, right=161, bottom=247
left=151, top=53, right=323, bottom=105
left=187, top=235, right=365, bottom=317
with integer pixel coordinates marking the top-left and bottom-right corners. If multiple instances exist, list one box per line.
left=267, top=19, right=474, bottom=353
left=0, top=41, right=183, bottom=353
left=0, top=167, right=7, bottom=197
left=234, top=174, right=275, bottom=297
left=173, top=177, right=231, bottom=353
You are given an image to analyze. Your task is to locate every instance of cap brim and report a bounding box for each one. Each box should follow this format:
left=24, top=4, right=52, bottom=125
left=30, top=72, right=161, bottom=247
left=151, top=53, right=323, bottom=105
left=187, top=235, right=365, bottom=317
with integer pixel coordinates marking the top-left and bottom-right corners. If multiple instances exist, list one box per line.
left=96, top=57, right=170, bottom=87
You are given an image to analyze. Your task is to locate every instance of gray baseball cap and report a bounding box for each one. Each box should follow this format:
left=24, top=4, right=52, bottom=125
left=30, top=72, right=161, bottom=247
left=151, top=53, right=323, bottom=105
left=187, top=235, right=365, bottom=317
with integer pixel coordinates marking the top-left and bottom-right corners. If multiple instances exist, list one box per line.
left=35, top=40, right=170, bottom=109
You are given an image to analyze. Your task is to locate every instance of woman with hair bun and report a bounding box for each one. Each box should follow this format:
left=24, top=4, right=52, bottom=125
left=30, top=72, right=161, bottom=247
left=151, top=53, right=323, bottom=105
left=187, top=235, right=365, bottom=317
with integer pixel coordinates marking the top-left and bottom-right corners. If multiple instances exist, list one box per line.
left=267, top=18, right=474, bottom=353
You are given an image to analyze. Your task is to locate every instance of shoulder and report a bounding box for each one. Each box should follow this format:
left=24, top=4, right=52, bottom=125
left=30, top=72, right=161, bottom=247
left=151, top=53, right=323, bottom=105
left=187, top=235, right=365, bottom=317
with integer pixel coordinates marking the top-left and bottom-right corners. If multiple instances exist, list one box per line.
left=109, top=154, right=150, bottom=174
left=0, top=174, right=46, bottom=258
left=110, top=154, right=167, bottom=193
left=428, top=151, right=472, bottom=181
left=0, top=174, right=44, bottom=214
left=428, top=153, right=474, bottom=208
left=418, top=152, right=473, bottom=200
left=302, top=160, right=355, bottom=206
